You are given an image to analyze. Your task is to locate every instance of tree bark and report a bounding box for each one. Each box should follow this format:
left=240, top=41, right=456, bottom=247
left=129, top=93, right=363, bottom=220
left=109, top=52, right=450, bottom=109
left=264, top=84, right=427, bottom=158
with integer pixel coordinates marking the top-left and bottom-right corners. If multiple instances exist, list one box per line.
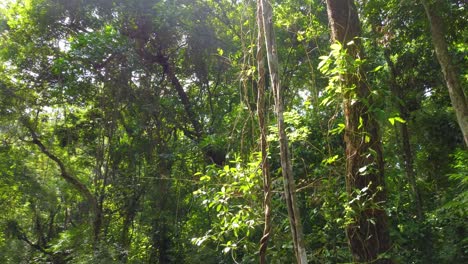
left=256, top=1, right=272, bottom=263
left=259, top=0, right=308, bottom=263
left=325, top=1, right=392, bottom=263
left=148, top=151, right=173, bottom=264
left=421, top=0, right=468, bottom=147
left=384, top=51, right=423, bottom=219
left=119, top=194, right=140, bottom=263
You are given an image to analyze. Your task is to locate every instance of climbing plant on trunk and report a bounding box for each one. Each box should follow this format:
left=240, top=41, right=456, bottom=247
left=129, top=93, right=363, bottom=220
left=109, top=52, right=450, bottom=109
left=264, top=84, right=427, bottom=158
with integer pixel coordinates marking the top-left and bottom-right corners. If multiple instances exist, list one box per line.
left=258, top=0, right=308, bottom=263
left=256, top=0, right=272, bottom=263
left=323, top=0, right=393, bottom=263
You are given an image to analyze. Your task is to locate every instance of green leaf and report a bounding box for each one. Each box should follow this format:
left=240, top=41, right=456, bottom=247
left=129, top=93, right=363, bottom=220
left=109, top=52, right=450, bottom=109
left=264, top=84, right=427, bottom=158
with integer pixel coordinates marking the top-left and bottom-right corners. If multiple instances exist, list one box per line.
left=322, top=155, right=339, bottom=165
left=370, top=65, right=383, bottom=73
left=320, top=95, right=333, bottom=106
left=365, top=135, right=370, bottom=143
left=330, top=43, right=342, bottom=51
left=200, top=175, right=211, bottom=182
left=329, top=123, right=345, bottom=135
left=394, top=116, right=406, bottom=123
left=318, top=55, right=329, bottom=69
left=388, top=116, right=406, bottom=125
left=358, top=117, right=363, bottom=129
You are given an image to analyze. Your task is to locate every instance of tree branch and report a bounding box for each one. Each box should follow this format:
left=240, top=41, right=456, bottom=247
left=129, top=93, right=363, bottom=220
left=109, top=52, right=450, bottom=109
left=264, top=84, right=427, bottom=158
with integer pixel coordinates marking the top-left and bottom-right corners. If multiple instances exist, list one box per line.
left=21, top=118, right=101, bottom=242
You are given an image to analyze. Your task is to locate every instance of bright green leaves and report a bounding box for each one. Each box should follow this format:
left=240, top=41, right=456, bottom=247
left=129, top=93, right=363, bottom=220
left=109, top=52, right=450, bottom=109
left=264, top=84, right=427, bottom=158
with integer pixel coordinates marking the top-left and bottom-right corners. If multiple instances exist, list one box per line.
left=448, top=149, right=468, bottom=186
left=275, top=0, right=327, bottom=43
left=322, top=154, right=339, bottom=165
left=268, top=110, right=310, bottom=143
left=192, top=154, right=262, bottom=255
left=370, top=65, right=384, bottom=73
left=388, top=116, right=406, bottom=125
left=318, top=42, right=365, bottom=75
left=69, top=24, right=124, bottom=60
left=2, top=0, right=33, bottom=30
left=328, top=123, right=345, bottom=135
left=318, top=41, right=365, bottom=107
left=345, top=182, right=384, bottom=226
left=317, top=43, right=342, bottom=75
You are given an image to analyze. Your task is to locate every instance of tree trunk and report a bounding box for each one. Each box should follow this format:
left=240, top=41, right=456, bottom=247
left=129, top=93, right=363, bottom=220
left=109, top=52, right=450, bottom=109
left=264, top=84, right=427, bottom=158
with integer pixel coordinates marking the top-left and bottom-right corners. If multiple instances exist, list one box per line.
left=399, top=120, right=423, bottom=216
left=325, top=1, right=392, bottom=263
left=119, top=196, right=139, bottom=263
left=383, top=50, right=423, bottom=219
left=421, top=0, right=468, bottom=147
left=259, top=0, right=308, bottom=263
left=256, top=1, right=272, bottom=263
left=149, top=154, right=173, bottom=264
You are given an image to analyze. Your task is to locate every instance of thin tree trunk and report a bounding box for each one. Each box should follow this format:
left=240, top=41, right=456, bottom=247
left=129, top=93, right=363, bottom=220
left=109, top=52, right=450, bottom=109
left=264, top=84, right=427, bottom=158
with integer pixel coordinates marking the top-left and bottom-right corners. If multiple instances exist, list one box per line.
left=256, top=1, right=272, bottom=262
left=399, top=120, right=423, bottom=215
left=383, top=51, right=423, bottom=219
left=259, top=0, right=307, bottom=263
left=149, top=152, right=173, bottom=264
left=119, top=197, right=139, bottom=263
left=325, top=1, right=392, bottom=263
left=421, top=0, right=468, bottom=147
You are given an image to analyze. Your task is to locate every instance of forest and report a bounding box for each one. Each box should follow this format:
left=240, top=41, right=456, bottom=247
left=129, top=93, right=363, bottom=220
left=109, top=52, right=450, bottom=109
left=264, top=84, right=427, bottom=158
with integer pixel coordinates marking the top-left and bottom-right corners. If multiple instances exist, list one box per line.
left=0, top=0, right=466, bottom=263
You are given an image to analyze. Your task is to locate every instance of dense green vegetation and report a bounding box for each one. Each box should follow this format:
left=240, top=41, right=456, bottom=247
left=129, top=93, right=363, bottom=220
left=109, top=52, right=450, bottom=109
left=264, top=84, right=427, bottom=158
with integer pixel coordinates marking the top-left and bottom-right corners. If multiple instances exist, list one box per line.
left=0, top=0, right=466, bottom=263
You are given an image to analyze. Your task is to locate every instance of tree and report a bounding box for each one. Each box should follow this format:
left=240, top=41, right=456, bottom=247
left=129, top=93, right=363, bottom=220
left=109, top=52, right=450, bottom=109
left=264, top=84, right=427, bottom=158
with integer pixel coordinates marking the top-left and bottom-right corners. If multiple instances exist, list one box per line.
left=0, top=0, right=466, bottom=263
left=259, top=0, right=307, bottom=263
left=256, top=0, right=272, bottom=262
left=324, top=0, right=392, bottom=262
left=420, top=0, right=468, bottom=147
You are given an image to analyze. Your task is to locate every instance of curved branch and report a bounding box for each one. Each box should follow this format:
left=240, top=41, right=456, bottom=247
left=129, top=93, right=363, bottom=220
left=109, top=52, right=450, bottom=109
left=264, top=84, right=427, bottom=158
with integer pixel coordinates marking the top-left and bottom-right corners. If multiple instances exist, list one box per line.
left=22, top=118, right=101, bottom=242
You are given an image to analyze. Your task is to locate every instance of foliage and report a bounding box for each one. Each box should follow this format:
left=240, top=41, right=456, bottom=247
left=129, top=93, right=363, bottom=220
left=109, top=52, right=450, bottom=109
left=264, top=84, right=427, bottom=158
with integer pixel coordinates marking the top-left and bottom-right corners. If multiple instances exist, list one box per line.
left=0, top=0, right=466, bottom=263
left=192, top=154, right=262, bottom=261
